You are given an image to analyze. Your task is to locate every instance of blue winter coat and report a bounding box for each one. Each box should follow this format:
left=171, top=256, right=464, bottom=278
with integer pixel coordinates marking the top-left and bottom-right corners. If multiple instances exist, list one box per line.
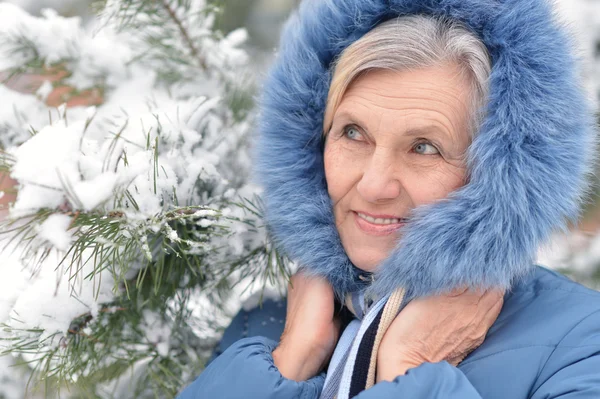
left=179, top=267, right=600, bottom=398
left=179, top=0, right=600, bottom=396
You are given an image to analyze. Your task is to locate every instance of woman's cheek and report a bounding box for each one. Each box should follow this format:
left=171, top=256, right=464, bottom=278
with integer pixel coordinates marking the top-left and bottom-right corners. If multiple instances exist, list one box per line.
left=405, top=163, right=467, bottom=205
left=324, top=143, right=347, bottom=191
left=324, top=143, right=356, bottom=199
left=430, top=162, right=467, bottom=195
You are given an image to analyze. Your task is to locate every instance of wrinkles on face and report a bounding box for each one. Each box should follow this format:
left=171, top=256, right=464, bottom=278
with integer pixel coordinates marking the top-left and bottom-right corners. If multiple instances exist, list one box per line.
left=323, top=64, right=472, bottom=272
left=330, top=96, right=468, bottom=157
left=336, top=71, right=467, bottom=133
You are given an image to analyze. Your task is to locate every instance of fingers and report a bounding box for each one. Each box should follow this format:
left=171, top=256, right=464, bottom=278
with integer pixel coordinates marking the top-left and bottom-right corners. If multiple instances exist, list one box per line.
left=289, top=270, right=332, bottom=290
left=479, top=289, right=505, bottom=313
left=481, top=290, right=504, bottom=328
left=445, top=287, right=504, bottom=305
left=448, top=290, right=503, bottom=365
left=442, top=287, right=504, bottom=333
left=288, top=269, right=312, bottom=291
left=447, top=286, right=469, bottom=297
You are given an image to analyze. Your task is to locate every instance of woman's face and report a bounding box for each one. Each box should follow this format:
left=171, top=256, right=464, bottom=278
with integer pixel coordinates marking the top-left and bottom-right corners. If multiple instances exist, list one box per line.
left=324, top=64, right=472, bottom=272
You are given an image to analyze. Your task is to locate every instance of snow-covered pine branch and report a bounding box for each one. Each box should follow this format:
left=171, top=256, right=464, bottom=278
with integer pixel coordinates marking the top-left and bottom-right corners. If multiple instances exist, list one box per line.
left=0, top=1, right=289, bottom=397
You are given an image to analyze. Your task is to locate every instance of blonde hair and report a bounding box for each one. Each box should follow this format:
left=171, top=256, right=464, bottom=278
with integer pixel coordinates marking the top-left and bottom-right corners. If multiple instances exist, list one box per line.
left=323, top=15, right=491, bottom=136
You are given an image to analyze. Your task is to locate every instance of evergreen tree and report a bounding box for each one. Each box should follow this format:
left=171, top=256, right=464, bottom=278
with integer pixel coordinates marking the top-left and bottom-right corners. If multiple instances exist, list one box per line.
left=0, top=1, right=289, bottom=397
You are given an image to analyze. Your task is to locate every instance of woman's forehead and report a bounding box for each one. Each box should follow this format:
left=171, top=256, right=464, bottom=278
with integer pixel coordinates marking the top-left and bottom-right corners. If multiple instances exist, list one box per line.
left=333, top=67, right=472, bottom=139
left=341, top=67, right=471, bottom=106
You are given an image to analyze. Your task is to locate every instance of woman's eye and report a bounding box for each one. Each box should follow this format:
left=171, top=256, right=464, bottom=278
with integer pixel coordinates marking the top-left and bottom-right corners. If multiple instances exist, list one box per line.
left=343, top=126, right=363, bottom=141
left=414, top=142, right=440, bottom=155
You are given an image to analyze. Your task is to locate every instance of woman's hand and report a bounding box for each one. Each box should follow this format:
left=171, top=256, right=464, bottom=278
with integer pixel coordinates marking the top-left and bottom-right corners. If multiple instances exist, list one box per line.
left=272, top=271, right=342, bottom=382
left=376, top=288, right=504, bottom=382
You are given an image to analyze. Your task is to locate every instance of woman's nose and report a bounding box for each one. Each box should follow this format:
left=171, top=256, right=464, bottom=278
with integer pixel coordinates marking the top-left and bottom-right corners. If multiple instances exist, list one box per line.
left=356, top=152, right=402, bottom=203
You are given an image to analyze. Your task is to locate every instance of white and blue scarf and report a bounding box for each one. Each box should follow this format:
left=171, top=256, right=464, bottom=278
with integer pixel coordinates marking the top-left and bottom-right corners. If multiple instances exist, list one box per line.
left=320, top=288, right=406, bottom=399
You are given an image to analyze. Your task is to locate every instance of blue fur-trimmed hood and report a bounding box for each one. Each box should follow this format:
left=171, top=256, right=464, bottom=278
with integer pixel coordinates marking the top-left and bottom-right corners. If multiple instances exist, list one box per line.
left=255, top=0, right=595, bottom=301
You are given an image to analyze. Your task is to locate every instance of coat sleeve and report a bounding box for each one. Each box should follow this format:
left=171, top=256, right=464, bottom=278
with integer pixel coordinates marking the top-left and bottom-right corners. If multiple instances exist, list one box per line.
left=529, top=309, right=600, bottom=398
left=353, top=361, right=482, bottom=399
left=176, top=336, right=325, bottom=399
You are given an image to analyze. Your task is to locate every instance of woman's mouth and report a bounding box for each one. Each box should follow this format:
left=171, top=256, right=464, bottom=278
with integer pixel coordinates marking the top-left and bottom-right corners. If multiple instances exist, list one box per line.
left=354, top=211, right=407, bottom=236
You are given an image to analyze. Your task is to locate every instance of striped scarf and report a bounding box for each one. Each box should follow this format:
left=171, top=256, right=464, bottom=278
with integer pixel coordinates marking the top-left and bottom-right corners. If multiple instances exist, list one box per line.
left=320, top=287, right=406, bottom=399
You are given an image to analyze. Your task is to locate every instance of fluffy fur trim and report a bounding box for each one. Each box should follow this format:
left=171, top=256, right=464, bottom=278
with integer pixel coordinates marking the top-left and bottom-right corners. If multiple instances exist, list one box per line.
left=254, top=0, right=595, bottom=301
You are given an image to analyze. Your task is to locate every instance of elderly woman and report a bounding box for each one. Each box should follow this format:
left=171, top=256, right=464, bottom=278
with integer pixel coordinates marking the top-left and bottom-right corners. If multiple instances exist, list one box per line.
left=178, top=0, right=600, bottom=398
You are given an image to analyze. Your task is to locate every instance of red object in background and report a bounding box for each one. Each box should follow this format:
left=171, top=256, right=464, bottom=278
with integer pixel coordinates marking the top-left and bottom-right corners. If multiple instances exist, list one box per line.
left=0, top=65, right=103, bottom=107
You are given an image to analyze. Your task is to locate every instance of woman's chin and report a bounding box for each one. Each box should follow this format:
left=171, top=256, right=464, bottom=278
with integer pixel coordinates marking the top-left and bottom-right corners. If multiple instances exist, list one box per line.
left=347, top=250, right=387, bottom=273
left=354, top=263, right=379, bottom=273
left=340, top=228, right=399, bottom=273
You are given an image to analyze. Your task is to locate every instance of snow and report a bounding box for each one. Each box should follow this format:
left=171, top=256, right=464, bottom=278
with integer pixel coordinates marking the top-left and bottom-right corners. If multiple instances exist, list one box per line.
left=0, top=3, right=132, bottom=85
left=553, top=0, right=600, bottom=104
left=193, top=209, right=218, bottom=218
left=142, top=310, right=171, bottom=357
left=72, top=172, right=119, bottom=210
left=537, top=230, right=600, bottom=285
left=0, top=356, right=28, bottom=399
left=0, top=84, right=55, bottom=149
left=95, top=357, right=152, bottom=399
left=1, top=248, right=114, bottom=338
left=7, top=79, right=244, bottom=216
left=198, top=219, right=214, bottom=228
left=240, top=287, right=286, bottom=312
left=5, top=0, right=91, bottom=17
left=10, top=120, right=84, bottom=215
left=0, top=249, right=31, bottom=324
left=36, top=80, right=53, bottom=101
left=37, top=213, right=73, bottom=250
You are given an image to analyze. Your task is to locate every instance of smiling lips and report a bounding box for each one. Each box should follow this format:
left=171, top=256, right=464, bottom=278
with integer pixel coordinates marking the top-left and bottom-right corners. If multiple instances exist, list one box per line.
left=354, top=211, right=408, bottom=236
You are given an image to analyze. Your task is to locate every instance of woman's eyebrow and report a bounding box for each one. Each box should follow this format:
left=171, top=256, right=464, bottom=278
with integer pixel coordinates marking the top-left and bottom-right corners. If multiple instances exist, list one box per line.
left=331, top=109, right=370, bottom=128
left=333, top=109, right=454, bottom=141
left=403, top=125, right=451, bottom=139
